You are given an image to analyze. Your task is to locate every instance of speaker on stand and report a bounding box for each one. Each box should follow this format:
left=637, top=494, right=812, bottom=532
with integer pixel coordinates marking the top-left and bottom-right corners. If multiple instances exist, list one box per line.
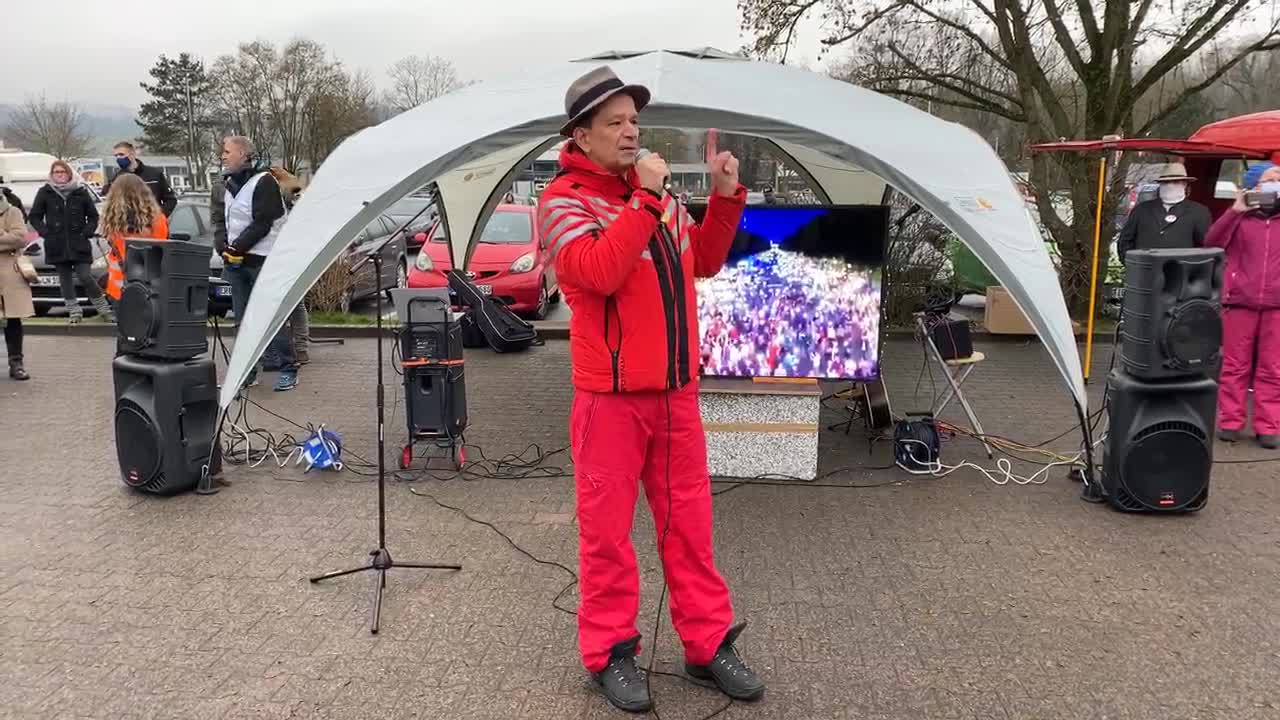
left=1099, top=248, right=1224, bottom=513
left=112, top=239, right=221, bottom=495
left=390, top=290, right=469, bottom=470
left=117, top=240, right=210, bottom=359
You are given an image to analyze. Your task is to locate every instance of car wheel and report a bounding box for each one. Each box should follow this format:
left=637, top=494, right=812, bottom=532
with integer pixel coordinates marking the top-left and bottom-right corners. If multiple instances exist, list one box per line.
left=549, top=287, right=561, bottom=304
left=532, top=280, right=550, bottom=321
left=396, top=260, right=408, bottom=289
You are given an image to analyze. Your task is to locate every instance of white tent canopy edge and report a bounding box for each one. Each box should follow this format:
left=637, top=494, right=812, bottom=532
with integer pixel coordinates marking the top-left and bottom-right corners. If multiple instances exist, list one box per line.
left=219, top=50, right=1085, bottom=417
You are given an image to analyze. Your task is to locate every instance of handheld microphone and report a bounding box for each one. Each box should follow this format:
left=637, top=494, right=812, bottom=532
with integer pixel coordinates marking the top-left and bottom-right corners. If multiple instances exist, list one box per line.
left=635, top=148, right=671, bottom=190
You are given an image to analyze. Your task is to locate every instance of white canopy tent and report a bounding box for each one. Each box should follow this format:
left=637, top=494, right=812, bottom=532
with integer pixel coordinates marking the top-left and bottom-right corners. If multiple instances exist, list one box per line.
left=218, top=49, right=1086, bottom=416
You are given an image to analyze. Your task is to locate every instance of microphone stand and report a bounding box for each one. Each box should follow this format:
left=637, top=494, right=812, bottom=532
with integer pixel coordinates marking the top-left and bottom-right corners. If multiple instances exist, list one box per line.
left=309, top=201, right=461, bottom=634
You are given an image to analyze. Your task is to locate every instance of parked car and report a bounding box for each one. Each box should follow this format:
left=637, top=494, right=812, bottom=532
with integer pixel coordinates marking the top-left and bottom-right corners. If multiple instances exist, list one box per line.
left=338, top=214, right=410, bottom=312
left=171, top=199, right=408, bottom=315
left=407, top=203, right=559, bottom=320
left=23, top=233, right=113, bottom=316
left=167, top=199, right=235, bottom=317
left=387, top=195, right=438, bottom=250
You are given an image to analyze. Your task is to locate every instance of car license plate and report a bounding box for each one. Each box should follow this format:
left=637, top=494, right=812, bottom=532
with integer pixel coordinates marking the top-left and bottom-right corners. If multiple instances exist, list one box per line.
left=215, top=285, right=233, bottom=297
left=477, top=285, right=492, bottom=295
left=35, top=275, right=59, bottom=287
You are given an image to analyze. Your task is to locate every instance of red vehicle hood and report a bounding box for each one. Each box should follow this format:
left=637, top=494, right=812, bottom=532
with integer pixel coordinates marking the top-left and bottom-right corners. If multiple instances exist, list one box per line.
left=468, top=242, right=535, bottom=267
left=424, top=242, right=454, bottom=269
left=422, top=241, right=534, bottom=269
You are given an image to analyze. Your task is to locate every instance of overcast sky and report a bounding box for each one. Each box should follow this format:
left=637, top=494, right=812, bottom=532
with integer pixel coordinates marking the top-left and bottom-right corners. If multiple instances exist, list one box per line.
left=6, top=0, right=830, bottom=108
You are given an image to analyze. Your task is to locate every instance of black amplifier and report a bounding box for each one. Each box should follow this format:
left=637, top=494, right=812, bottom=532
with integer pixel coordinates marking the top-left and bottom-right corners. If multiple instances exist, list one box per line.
left=401, top=319, right=464, bottom=363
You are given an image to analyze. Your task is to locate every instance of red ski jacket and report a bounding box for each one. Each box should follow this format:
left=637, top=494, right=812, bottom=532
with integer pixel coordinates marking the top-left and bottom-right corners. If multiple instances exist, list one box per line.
left=1206, top=208, right=1280, bottom=309
left=537, top=144, right=746, bottom=392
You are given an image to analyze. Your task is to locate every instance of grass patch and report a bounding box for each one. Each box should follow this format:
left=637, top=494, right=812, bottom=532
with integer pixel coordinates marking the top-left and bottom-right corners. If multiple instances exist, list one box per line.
left=309, top=310, right=378, bottom=326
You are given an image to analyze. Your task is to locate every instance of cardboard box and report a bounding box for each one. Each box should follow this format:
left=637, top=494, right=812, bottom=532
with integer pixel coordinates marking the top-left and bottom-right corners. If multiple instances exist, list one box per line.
left=984, top=286, right=1036, bottom=334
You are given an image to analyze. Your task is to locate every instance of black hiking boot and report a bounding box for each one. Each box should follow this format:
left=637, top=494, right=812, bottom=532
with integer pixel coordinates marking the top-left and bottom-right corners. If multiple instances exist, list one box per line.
left=593, top=636, right=651, bottom=713
left=686, top=622, right=765, bottom=702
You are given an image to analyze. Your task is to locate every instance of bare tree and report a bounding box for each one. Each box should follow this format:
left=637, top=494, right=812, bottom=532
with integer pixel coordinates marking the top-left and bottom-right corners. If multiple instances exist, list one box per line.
left=739, top=0, right=1280, bottom=317
left=384, top=54, right=465, bottom=113
left=3, top=95, right=94, bottom=159
left=137, top=53, right=218, bottom=187
left=209, top=40, right=356, bottom=172
left=306, top=70, right=379, bottom=168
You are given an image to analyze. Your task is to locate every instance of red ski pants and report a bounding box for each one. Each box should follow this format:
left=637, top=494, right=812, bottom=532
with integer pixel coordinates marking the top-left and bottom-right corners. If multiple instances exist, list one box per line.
left=570, top=383, right=733, bottom=673
left=1218, top=306, right=1280, bottom=435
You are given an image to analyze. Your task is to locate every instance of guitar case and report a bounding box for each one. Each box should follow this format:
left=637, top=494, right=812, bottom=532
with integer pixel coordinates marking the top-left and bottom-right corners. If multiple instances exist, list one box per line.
left=447, top=270, right=541, bottom=353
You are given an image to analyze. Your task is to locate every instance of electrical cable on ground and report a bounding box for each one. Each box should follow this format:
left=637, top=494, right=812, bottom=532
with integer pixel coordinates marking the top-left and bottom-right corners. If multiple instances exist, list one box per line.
left=209, top=316, right=1280, bottom=719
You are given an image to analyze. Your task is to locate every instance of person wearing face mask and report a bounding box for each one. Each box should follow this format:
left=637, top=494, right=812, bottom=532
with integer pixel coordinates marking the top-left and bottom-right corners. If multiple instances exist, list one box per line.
left=28, top=161, right=110, bottom=324
left=1117, top=162, right=1211, bottom=263
left=1206, top=165, right=1280, bottom=449
left=104, top=141, right=177, bottom=217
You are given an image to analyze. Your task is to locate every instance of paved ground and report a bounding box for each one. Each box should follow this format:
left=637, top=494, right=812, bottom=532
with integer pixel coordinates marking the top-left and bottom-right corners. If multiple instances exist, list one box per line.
left=3, top=334, right=1279, bottom=720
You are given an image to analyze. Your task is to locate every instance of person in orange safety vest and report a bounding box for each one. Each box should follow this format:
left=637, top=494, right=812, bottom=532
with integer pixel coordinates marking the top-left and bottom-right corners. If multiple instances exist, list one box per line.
left=99, top=173, right=169, bottom=302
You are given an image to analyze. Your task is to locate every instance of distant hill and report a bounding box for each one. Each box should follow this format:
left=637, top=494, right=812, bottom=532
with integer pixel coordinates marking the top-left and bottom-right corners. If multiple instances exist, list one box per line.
left=0, top=103, right=140, bottom=156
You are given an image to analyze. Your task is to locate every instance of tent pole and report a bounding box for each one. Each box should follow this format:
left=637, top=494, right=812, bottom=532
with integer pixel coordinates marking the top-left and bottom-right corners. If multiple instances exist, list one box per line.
left=1083, top=156, right=1107, bottom=383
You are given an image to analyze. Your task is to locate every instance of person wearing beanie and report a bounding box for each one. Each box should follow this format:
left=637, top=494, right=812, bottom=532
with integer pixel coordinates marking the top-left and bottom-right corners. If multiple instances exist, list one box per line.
left=1207, top=165, right=1280, bottom=449
left=1243, top=161, right=1275, bottom=192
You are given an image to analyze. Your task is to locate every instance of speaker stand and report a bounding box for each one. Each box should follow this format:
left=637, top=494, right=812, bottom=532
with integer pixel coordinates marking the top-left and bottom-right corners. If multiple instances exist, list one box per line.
left=309, top=249, right=461, bottom=634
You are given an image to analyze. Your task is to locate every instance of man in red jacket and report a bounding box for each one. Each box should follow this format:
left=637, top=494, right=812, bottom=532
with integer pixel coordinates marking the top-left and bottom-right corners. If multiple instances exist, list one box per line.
left=537, top=66, right=763, bottom=712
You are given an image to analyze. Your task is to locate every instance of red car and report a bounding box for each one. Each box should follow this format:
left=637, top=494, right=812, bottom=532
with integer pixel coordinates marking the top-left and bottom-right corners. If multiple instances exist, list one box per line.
left=407, top=204, right=559, bottom=319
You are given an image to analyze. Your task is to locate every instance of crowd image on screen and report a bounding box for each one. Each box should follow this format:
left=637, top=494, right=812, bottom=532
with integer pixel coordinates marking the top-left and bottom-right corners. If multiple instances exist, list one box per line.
left=696, top=247, right=881, bottom=380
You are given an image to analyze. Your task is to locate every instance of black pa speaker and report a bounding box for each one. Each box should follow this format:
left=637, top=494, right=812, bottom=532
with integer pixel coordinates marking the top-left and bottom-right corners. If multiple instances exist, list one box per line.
left=929, top=319, right=973, bottom=360
left=117, top=239, right=209, bottom=360
left=404, top=363, right=468, bottom=439
left=1120, top=248, right=1224, bottom=380
left=113, top=354, right=219, bottom=495
left=401, top=318, right=464, bottom=363
left=1100, top=369, right=1216, bottom=513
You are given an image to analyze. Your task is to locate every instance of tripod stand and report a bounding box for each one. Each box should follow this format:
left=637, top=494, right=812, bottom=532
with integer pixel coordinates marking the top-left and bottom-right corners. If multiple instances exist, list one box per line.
left=310, top=210, right=461, bottom=635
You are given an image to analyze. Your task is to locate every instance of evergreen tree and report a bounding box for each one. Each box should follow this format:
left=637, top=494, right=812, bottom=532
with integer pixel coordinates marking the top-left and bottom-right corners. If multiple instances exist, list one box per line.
left=137, top=53, right=217, bottom=187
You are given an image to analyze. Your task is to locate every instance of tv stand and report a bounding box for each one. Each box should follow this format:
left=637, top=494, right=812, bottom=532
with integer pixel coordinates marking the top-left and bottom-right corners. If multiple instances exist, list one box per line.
left=698, top=377, right=821, bottom=480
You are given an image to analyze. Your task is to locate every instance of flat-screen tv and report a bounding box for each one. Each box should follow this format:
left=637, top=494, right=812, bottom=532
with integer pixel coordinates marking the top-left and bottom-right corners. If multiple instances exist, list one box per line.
left=686, top=204, right=888, bottom=381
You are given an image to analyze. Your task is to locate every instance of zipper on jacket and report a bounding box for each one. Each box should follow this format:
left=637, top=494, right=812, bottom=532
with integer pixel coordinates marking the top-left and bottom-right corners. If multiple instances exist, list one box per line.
left=1263, top=218, right=1273, bottom=304
left=647, top=236, right=680, bottom=389
left=603, top=296, right=622, bottom=392
left=657, top=222, right=692, bottom=386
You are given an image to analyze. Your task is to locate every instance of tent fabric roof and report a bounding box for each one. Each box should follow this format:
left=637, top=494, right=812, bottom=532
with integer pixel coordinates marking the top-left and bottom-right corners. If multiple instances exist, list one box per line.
left=574, top=47, right=747, bottom=62
left=1189, top=110, right=1280, bottom=154
left=219, top=51, right=1086, bottom=419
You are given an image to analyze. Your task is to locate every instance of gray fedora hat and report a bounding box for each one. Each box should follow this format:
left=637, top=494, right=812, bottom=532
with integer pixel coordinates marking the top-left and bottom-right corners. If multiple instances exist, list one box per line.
left=559, top=65, right=651, bottom=136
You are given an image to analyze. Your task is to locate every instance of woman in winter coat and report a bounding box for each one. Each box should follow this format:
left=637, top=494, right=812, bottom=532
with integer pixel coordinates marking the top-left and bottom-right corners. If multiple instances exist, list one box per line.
left=1207, top=165, right=1280, bottom=449
left=28, top=160, right=109, bottom=323
left=99, top=173, right=169, bottom=302
left=0, top=190, right=34, bottom=380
